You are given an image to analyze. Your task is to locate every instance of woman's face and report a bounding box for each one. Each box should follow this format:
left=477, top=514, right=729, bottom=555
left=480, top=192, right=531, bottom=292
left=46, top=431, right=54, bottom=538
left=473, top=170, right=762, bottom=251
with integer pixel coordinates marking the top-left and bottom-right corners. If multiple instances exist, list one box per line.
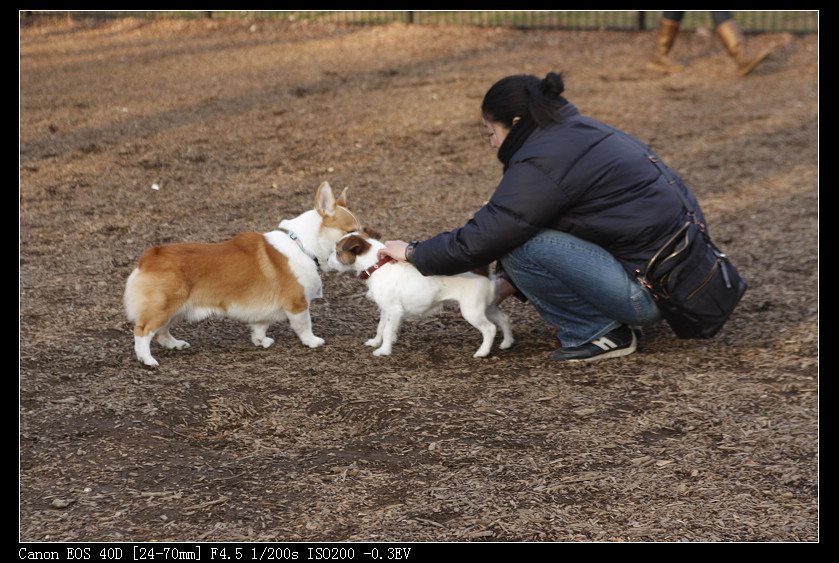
left=482, top=117, right=518, bottom=150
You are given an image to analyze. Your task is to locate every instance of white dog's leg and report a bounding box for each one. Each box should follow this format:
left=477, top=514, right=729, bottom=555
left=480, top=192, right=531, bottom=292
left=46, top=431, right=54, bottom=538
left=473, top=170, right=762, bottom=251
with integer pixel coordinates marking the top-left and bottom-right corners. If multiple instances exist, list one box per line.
left=487, top=305, right=514, bottom=350
left=250, top=322, right=275, bottom=348
left=372, top=310, right=401, bottom=356
left=134, top=334, right=159, bottom=367
left=365, top=312, right=388, bottom=349
left=458, top=306, right=497, bottom=358
left=286, top=310, right=325, bottom=348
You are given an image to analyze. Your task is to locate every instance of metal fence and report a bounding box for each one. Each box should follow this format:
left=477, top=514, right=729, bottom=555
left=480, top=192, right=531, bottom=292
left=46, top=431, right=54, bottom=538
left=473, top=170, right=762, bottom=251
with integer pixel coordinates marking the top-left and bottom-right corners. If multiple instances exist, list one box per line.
left=23, top=11, right=819, bottom=34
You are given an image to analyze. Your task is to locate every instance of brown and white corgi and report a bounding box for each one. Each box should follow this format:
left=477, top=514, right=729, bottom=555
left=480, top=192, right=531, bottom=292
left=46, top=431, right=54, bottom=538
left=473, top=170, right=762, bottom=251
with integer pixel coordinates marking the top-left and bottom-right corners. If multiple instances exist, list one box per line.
left=328, top=232, right=514, bottom=358
left=124, top=181, right=362, bottom=366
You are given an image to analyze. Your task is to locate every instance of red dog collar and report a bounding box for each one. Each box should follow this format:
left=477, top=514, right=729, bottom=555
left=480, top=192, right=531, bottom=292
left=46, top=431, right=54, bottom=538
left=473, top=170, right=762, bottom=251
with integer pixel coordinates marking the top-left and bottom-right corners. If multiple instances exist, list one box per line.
left=359, top=256, right=396, bottom=280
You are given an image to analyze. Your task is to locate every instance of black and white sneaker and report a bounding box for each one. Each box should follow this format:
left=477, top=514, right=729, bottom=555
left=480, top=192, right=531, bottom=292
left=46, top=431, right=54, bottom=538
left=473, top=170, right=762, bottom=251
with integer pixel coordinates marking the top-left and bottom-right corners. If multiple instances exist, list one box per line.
left=550, top=325, right=637, bottom=362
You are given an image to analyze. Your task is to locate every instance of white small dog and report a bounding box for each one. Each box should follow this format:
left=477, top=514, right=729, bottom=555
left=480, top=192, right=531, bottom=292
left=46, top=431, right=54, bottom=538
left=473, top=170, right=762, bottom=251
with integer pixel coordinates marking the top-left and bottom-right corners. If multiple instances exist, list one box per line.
left=328, top=232, right=514, bottom=358
left=124, top=181, right=362, bottom=366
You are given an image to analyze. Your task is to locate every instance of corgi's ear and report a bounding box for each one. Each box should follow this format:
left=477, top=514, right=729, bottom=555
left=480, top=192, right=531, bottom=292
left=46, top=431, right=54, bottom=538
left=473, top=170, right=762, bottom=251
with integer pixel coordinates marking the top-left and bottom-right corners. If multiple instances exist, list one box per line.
left=315, top=181, right=336, bottom=216
left=362, top=226, right=382, bottom=240
left=336, top=187, right=348, bottom=209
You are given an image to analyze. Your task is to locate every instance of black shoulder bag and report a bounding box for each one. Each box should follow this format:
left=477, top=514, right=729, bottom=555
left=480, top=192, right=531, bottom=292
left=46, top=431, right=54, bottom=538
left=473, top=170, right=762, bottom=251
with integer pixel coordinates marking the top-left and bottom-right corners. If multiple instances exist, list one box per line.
left=635, top=147, right=748, bottom=339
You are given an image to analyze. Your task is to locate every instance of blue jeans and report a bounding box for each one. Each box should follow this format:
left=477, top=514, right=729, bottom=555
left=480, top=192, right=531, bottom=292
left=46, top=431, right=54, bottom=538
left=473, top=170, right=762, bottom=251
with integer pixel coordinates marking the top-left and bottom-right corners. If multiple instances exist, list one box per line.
left=499, top=229, right=662, bottom=347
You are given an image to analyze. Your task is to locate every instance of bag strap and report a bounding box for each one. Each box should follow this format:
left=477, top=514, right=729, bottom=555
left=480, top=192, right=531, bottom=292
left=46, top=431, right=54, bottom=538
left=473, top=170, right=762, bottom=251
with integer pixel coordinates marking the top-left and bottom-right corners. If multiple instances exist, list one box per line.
left=623, top=134, right=701, bottom=225
left=633, top=136, right=737, bottom=290
left=624, top=136, right=738, bottom=292
left=624, top=133, right=722, bottom=287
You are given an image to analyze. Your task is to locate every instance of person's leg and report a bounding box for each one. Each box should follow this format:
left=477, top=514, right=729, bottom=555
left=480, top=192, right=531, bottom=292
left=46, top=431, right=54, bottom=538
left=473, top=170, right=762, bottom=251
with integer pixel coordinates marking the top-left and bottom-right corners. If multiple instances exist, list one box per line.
left=711, top=10, right=732, bottom=27
left=500, top=230, right=661, bottom=359
left=647, top=12, right=685, bottom=73
left=713, top=11, right=772, bottom=76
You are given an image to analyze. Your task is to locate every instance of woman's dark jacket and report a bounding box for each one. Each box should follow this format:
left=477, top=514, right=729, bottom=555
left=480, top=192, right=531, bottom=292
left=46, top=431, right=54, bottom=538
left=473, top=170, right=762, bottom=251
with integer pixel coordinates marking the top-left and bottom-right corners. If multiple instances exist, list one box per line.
left=410, top=102, right=706, bottom=279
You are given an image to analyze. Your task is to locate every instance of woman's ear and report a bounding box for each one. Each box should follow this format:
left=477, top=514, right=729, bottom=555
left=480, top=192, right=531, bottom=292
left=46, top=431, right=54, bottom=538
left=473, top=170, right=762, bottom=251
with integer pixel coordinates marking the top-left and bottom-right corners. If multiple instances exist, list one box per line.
left=511, top=116, right=521, bottom=127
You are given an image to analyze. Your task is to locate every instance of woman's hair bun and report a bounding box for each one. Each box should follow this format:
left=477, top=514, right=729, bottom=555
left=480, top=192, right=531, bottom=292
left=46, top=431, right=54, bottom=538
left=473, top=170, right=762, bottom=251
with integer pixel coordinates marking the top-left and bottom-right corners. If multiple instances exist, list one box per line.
left=540, top=72, right=565, bottom=99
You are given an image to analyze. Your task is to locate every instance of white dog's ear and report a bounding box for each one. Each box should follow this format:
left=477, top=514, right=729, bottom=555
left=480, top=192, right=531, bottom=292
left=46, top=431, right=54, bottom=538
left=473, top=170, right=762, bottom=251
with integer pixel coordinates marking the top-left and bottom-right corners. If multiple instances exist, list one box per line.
left=346, top=234, right=370, bottom=256
left=316, top=181, right=336, bottom=216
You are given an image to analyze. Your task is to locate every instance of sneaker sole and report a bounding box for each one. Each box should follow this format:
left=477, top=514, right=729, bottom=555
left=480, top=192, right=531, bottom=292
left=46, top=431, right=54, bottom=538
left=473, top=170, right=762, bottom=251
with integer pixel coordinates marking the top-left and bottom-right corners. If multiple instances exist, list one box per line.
left=565, top=341, right=637, bottom=362
left=556, top=332, right=638, bottom=363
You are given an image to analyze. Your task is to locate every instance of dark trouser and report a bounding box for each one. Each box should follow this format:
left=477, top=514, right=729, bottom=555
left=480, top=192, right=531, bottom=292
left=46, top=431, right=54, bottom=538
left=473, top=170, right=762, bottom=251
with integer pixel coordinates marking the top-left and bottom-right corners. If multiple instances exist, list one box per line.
left=663, top=11, right=732, bottom=28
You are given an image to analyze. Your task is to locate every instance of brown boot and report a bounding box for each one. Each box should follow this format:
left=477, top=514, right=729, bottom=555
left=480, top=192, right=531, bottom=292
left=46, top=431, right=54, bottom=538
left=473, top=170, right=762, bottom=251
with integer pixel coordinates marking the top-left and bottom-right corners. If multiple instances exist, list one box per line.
left=715, top=19, right=772, bottom=76
left=647, top=18, right=684, bottom=73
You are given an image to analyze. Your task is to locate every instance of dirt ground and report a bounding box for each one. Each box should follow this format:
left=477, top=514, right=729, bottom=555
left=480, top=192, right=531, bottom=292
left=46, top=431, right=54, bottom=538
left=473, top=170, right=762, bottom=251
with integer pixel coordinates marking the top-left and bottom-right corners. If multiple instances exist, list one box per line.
left=19, top=16, right=818, bottom=543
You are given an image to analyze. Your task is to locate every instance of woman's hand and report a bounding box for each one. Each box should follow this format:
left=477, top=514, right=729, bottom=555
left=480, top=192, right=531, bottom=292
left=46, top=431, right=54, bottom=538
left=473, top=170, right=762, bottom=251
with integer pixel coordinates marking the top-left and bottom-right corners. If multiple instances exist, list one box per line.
left=378, top=240, right=410, bottom=262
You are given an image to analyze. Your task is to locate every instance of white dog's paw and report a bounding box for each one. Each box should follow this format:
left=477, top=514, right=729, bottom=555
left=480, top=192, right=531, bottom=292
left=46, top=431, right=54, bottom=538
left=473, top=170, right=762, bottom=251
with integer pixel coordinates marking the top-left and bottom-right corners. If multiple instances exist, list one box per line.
left=158, top=335, right=190, bottom=350
left=365, top=338, right=381, bottom=347
left=139, top=355, right=159, bottom=367
left=372, top=347, right=392, bottom=356
left=252, top=336, right=275, bottom=348
left=500, top=337, right=514, bottom=350
left=473, top=339, right=495, bottom=357
left=303, top=336, right=325, bottom=348
left=135, top=335, right=160, bottom=366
